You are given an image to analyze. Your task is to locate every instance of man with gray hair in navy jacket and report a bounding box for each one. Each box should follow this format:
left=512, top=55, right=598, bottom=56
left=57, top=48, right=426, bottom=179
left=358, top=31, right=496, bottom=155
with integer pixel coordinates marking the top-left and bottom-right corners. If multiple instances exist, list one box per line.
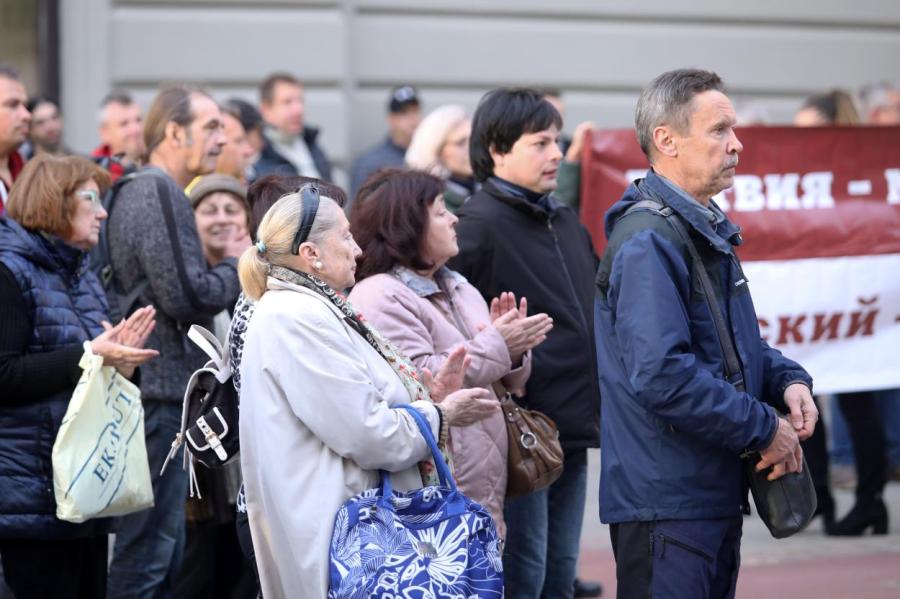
left=595, top=68, right=817, bottom=598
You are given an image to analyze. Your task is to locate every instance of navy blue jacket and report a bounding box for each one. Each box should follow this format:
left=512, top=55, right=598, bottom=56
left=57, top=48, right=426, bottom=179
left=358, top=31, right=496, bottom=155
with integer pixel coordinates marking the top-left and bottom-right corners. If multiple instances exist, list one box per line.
left=595, top=171, right=812, bottom=523
left=0, top=218, right=115, bottom=538
left=252, top=126, right=333, bottom=183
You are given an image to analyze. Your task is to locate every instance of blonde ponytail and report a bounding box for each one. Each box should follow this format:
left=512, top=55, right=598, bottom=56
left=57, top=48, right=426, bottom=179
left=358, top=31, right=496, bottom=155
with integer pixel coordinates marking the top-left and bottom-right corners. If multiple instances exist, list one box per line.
left=237, top=245, right=269, bottom=301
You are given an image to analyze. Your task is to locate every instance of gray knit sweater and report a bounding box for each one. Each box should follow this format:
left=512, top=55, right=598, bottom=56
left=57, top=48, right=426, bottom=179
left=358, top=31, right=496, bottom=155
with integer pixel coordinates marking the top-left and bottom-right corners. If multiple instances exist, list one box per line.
left=107, top=166, right=241, bottom=401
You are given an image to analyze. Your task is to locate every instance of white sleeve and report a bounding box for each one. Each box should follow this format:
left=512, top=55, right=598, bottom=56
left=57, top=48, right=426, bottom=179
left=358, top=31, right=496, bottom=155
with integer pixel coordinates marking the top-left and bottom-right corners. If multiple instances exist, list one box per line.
left=261, top=300, right=439, bottom=472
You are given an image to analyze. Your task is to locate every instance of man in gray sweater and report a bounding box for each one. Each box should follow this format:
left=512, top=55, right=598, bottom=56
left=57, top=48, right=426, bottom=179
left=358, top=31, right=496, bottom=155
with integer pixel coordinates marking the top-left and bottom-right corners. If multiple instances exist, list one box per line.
left=106, top=85, right=246, bottom=598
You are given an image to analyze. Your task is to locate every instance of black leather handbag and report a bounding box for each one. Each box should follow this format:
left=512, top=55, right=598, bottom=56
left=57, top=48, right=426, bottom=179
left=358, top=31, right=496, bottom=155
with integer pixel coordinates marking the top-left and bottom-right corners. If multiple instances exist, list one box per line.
left=640, top=194, right=817, bottom=539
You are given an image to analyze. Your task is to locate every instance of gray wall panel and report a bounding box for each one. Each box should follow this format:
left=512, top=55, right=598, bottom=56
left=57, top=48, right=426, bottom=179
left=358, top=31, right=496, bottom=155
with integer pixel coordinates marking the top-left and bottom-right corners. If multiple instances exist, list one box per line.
left=59, top=0, right=900, bottom=185
left=110, top=5, right=344, bottom=83
left=356, top=0, right=900, bottom=25
left=352, top=14, right=900, bottom=94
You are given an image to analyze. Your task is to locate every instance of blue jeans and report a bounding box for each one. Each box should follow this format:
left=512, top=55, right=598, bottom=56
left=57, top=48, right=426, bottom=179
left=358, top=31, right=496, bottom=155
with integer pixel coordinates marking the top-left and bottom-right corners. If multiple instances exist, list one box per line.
left=503, top=450, right=588, bottom=599
left=107, top=400, right=188, bottom=599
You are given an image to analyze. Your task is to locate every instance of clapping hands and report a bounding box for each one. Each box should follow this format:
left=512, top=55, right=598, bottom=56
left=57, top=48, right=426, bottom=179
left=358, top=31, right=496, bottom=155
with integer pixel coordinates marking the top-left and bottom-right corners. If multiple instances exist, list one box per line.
left=90, top=305, right=159, bottom=377
left=487, top=292, right=553, bottom=365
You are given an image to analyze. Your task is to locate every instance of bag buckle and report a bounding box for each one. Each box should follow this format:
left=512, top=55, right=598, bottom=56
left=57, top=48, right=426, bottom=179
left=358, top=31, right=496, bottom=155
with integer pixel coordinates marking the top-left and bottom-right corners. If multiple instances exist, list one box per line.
left=520, top=431, right=537, bottom=448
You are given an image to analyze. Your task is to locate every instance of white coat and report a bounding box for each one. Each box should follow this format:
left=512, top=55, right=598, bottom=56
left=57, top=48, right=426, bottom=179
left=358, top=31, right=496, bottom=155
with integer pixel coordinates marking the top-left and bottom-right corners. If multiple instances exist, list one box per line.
left=239, top=277, right=439, bottom=599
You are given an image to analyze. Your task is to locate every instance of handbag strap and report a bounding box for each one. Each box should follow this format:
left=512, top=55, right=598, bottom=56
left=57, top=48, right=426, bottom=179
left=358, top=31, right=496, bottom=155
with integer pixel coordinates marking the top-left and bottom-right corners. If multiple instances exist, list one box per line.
left=384, top=405, right=457, bottom=495
left=632, top=186, right=746, bottom=393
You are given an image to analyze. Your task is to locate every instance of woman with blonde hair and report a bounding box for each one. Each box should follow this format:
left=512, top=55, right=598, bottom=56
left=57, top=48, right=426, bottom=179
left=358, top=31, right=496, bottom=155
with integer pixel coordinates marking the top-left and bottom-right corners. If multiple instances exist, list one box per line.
left=236, top=183, right=498, bottom=598
left=404, top=104, right=475, bottom=212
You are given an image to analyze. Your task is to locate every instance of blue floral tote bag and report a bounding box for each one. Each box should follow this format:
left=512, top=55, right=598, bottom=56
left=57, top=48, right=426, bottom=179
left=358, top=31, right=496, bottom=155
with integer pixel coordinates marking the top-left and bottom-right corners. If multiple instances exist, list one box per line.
left=328, top=405, right=503, bottom=598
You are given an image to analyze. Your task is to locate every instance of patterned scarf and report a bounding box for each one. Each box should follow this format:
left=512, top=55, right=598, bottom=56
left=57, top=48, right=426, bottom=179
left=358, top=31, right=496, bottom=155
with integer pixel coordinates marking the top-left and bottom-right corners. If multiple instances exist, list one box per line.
left=268, top=265, right=451, bottom=486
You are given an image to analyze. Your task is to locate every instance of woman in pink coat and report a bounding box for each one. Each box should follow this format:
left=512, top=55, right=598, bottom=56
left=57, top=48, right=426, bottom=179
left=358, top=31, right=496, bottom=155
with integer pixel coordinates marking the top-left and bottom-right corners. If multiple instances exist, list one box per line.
left=348, top=169, right=553, bottom=536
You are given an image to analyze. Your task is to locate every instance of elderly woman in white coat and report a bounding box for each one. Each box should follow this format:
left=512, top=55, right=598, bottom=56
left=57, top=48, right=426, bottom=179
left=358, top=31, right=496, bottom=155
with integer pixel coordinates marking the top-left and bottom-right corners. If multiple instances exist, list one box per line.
left=236, top=184, right=498, bottom=599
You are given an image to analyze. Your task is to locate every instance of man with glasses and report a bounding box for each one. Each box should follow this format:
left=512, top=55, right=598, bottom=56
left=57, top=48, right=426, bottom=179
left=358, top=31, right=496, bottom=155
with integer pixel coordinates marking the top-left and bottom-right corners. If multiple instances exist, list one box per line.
left=105, top=84, right=245, bottom=599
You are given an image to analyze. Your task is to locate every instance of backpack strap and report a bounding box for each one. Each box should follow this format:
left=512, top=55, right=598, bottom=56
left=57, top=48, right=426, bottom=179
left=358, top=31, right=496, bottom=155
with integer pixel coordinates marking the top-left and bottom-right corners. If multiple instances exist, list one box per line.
left=96, top=171, right=151, bottom=321
left=187, top=325, right=230, bottom=383
left=626, top=185, right=746, bottom=392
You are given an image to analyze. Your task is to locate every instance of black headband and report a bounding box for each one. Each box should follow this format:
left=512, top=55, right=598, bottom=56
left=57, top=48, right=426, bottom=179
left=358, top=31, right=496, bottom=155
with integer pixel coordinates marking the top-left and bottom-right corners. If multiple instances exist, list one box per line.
left=290, top=184, right=321, bottom=255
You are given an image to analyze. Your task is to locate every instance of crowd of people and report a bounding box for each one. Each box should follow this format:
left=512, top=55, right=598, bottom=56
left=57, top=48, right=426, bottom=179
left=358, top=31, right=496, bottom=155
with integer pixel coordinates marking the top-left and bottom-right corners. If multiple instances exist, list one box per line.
left=0, top=58, right=897, bottom=599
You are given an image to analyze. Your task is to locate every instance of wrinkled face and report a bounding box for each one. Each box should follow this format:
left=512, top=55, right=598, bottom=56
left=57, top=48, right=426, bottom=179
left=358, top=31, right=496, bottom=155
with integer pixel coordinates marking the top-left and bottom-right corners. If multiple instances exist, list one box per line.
left=673, top=90, right=743, bottom=199
left=387, top=105, right=422, bottom=148
left=194, top=191, right=248, bottom=259
left=310, top=206, right=362, bottom=291
left=66, top=179, right=107, bottom=250
left=100, top=101, right=144, bottom=161
left=439, top=120, right=472, bottom=178
left=491, top=125, right=562, bottom=194
left=793, top=106, right=830, bottom=127
left=216, top=113, right=256, bottom=179
left=29, top=101, right=63, bottom=150
left=0, top=77, right=30, bottom=152
left=261, top=82, right=305, bottom=136
left=182, top=94, right=226, bottom=177
left=420, top=195, right=459, bottom=270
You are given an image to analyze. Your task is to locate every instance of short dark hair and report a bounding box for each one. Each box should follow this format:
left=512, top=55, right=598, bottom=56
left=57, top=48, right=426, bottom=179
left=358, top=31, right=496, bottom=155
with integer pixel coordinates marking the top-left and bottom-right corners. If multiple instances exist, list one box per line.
left=0, top=64, right=21, bottom=82
left=26, top=96, right=57, bottom=114
left=223, top=98, right=263, bottom=133
left=350, top=169, right=445, bottom=280
left=259, top=73, right=301, bottom=106
left=469, top=88, right=562, bottom=182
left=246, top=174, right=346, bottom=240
left=635, top=68, right=725, bottom=159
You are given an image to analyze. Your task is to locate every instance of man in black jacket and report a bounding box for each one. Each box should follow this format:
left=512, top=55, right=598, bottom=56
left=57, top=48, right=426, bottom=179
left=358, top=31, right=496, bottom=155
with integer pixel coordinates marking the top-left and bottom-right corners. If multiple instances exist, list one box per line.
left=448, top=88, right=601, bottom=599
left=253, top=72, right=333, bottom=183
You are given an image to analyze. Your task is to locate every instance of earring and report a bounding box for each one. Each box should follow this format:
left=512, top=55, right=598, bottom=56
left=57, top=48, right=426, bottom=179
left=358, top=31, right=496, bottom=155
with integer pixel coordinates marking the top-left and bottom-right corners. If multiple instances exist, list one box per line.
left=314, top=260, right=323, bottom=270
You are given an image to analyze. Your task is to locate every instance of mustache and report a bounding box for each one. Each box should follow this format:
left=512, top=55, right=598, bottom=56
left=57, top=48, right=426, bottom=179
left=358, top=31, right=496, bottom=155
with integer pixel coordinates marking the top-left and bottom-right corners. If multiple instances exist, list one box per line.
left=724, top=157, right=739, bottom=170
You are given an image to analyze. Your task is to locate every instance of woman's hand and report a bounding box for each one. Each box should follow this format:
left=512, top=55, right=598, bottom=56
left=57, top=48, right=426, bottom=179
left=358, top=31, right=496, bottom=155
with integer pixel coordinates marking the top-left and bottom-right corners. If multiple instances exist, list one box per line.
left=488, top=292, right=553, bottom=364
left=422, top=346, right=470, bottom=403
left=90, top=306, right=159, bottom=375
left=439, top=387, right=498, bottom=427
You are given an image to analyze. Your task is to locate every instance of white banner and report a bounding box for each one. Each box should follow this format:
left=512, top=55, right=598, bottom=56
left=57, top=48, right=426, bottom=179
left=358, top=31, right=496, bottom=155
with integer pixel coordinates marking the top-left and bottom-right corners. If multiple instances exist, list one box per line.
left=743, top=254, right=900, bottom=394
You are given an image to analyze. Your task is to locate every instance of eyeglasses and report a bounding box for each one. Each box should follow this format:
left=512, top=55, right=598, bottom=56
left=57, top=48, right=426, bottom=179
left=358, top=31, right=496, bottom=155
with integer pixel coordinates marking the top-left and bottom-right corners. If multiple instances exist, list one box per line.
left=290, top=184, right=321, bottom=255
left=76, top=189, right=103, bottom=212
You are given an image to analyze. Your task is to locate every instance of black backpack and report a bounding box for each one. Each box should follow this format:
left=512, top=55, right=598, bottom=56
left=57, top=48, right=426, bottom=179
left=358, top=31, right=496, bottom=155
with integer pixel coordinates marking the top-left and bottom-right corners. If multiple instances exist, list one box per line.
left=89, top=171, right=162, bottom=323
left=161, top=325, right=240, bottom=496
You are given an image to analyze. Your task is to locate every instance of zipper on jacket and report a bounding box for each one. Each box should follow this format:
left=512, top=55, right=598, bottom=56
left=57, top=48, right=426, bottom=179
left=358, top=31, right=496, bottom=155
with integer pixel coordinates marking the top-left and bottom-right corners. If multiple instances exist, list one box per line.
left=658, top=534, right=713, bottom=563
left=547, top=217, right=589, bottom=334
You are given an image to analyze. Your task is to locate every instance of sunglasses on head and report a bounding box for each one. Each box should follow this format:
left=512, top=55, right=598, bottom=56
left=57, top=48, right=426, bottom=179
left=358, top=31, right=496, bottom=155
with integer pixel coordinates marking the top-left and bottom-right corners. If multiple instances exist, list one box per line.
left=290, top=184, right=321, bottom=255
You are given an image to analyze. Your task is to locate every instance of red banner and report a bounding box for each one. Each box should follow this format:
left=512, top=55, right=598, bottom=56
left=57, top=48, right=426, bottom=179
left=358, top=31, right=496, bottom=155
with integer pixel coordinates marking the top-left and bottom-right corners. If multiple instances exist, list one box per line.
left=580, top=126, right=900, bottom=262
left=580, top=126, right=900, bottom=394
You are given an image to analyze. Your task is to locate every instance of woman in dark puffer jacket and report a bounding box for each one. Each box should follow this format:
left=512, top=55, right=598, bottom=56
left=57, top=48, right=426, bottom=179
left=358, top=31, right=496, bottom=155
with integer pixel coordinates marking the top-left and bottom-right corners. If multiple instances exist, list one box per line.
left=0, top=155, right=157, bottom=599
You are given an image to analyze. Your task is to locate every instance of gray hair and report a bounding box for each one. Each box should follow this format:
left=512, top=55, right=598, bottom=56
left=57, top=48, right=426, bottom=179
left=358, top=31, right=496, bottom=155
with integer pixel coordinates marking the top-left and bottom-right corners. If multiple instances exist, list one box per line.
left=859, top=81, right=897, bottom=116
left=635, top=68, right=725, bottom=160
left=97, top=89, right=135, bottom=126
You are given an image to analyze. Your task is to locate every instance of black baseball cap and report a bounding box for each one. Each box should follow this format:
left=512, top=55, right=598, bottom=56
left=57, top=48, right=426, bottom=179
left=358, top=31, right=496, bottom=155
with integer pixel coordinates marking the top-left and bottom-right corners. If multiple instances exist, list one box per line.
left=389, top=85, right=420, bottom=113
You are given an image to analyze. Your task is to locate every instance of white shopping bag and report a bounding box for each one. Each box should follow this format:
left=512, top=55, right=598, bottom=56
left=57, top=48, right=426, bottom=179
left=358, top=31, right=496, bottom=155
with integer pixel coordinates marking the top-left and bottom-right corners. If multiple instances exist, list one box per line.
left=52, top=342, right=154, bottom=522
